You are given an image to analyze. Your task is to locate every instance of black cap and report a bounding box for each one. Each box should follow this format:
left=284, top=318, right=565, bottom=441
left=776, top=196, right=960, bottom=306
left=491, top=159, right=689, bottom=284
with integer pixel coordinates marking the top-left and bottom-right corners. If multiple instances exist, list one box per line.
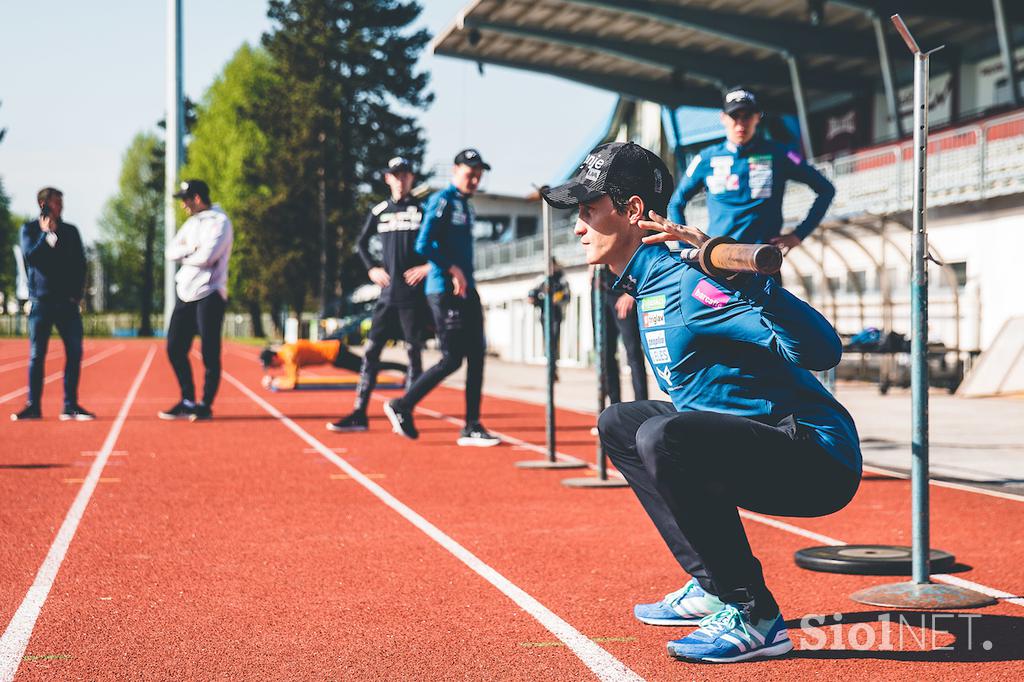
left=540, top=142, right=674, bottom=214
left=453, top=148, right=491, bottom=170
left=723, top=86, right=759, bottom=115
left=173, top=179, right=210, bottom=201
left=381, top=156, right=413, bottom=176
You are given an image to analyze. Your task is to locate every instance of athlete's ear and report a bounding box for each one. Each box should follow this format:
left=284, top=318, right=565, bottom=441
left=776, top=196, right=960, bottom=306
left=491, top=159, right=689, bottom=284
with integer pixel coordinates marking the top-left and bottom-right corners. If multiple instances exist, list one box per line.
left=626, top=195, right=644, bottom=225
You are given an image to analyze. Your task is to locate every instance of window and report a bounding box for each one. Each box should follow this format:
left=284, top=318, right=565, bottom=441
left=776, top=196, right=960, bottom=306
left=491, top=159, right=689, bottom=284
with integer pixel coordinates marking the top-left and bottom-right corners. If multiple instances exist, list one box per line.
left=949, top=261, right=967, bottom=288
left=516, top=216, right=539, bottom=238
left=847, top=270, right=867, bottom=293
left=474, top=215, right=512, bottom=242
left=800, top=275, right=816, bottom=296
left=826, top=276, right=841, bottom=294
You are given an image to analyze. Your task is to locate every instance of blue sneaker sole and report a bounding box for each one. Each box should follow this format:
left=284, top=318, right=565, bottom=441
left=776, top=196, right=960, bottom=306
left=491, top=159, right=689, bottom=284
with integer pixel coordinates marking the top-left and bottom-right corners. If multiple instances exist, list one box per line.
left=667, top=639, right=793, bottom=663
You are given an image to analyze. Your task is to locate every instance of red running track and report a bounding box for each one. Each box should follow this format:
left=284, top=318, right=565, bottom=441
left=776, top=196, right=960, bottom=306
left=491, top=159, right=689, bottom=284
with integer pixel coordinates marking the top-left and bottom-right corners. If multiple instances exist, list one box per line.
left=1, top=339, right=1022, bottom=681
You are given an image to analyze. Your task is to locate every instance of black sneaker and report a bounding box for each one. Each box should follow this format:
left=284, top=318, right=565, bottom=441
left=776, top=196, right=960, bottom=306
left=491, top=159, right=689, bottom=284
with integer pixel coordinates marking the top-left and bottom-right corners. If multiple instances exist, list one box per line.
left=60, top=404, right=96, bottom=421
left=326, top=411, right=368, bottom=432
left=383, top=399, right=418, bottom=440
left=457, top=423, right=501, bottom=447
left=189, top=404, right=213, bottom=422
left=158, top=401, right=194, bottom=420
left=11, top=404, right=41, bottom=421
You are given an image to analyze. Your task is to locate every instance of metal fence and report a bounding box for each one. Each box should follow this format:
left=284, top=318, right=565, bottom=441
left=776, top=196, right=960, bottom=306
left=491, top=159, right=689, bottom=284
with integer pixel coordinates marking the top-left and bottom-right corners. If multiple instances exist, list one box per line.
left=475, top=110, right=1024, bottom=280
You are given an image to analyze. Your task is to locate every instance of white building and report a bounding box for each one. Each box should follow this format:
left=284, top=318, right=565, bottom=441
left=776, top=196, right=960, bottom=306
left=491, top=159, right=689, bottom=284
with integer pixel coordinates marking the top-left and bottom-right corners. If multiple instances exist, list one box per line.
left=433, top=1, right=1024, bottom=390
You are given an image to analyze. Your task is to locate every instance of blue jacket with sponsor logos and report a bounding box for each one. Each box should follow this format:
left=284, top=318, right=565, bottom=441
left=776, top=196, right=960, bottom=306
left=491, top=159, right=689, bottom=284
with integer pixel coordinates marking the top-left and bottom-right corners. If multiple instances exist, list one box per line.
left=416, top=184, right=476, bottom=296
left=668, top=138, right=835, bottom=243
left=614, top=243, right=860, bottom=471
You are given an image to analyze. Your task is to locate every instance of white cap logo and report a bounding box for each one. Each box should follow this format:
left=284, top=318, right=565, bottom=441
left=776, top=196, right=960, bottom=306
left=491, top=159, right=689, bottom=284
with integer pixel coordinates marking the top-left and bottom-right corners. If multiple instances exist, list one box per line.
left=726, top=89, right=754, bottom=103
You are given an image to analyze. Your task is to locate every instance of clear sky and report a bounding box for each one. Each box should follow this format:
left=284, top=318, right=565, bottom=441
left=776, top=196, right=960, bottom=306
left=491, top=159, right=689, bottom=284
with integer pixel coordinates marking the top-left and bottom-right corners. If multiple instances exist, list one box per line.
left=0, top=0, right=617, bottom=242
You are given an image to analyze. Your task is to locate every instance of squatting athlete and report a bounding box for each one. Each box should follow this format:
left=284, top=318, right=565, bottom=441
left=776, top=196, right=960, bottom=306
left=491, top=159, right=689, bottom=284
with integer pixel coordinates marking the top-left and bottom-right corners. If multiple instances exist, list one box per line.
left=668, top=86, right=835, bottom=251
left=327, top=156, right=430, bottom=432
left=382, top=148, right=501, bottom=448
left=541, top=141, right=861, bottom=664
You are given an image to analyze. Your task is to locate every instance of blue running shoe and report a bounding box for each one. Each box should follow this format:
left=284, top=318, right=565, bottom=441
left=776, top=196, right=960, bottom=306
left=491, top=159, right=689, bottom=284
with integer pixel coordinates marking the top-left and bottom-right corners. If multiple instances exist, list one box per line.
left=666, top=603, right=792, bottom=663
left=634, top=579, right=726, bottom=626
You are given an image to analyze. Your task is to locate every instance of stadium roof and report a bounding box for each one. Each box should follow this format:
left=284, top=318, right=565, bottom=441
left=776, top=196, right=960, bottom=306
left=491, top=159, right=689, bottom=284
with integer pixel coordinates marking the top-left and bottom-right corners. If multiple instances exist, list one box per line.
left=432, top=0, right=1020, bottom=149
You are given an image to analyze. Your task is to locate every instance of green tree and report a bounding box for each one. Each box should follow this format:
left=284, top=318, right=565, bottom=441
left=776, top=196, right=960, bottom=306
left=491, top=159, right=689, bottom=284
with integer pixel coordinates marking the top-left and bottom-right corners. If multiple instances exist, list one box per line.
left=0, top=177, right=22, bottom=309
left=182, top=43, right=281, bottom=337
left=97, top=132, right=164, bottom=333
left=262, top=0, right=432, bottom=316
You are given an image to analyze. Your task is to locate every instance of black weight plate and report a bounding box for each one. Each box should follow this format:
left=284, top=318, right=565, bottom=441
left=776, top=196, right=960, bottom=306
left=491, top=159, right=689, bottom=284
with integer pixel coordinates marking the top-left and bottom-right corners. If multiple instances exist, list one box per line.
left=794, top=545, right=956, bottom=575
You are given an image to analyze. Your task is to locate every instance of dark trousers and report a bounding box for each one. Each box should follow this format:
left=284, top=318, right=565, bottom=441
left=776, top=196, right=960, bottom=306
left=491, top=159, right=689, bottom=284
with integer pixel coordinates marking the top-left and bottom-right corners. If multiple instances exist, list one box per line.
left=397, top=290, right=485, bottom=424
left=599, top=400, right=860, bottom=613
left=603, top=297, right=648, bottom=403
left=27, top=298, right=84, bottom=408
left=352, top=301, right=422, bottom=413
left=539, top=309, right=562, bottom=361
left=166, top=293, right=226, bottom=406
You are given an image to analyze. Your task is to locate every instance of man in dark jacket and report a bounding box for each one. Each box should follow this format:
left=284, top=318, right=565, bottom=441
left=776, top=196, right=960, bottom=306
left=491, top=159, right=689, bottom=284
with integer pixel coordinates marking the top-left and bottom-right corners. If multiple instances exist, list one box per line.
left=12, top=187, right=94, bottom=421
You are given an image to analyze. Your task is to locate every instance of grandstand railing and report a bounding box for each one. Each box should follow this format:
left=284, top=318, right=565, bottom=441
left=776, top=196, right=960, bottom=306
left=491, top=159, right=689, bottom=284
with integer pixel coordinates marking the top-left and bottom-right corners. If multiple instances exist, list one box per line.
left=475, top=109, right=1024, bottom=280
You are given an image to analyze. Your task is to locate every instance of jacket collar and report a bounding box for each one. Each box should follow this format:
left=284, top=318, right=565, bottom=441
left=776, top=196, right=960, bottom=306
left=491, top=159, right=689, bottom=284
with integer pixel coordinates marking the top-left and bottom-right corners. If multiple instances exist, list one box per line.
left=612, top=243, right=674, bottom=296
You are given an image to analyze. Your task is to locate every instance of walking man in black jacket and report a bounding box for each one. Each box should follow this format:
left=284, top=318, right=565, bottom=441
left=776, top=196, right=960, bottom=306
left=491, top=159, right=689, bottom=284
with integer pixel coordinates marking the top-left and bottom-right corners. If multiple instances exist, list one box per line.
left=12, top=187, right=94, bottom=421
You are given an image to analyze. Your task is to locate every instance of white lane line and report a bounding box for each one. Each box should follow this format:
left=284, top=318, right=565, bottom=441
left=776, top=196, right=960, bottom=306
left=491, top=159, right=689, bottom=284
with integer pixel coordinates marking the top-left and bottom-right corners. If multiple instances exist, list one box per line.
left=0, top=346, right=155, bottom=682
left=410, top=403, right=589, bottom=467
left=736, top=508, right=1024, bottom=609
left=0, top=353, right=64, bottom=375
left=0, top=344, right=125, bottom=405
left=863, top=463, right=1024, bottom=503
left=223, top=371, right=643, bottom=682
left=396, top=400, right=1024, bottom=613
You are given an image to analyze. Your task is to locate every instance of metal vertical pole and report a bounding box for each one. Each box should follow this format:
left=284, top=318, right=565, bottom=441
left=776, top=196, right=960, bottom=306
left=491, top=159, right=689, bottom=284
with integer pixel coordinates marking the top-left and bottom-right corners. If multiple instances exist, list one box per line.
left=516, top=200, right=584, bottom=471
left=563, top=265, right=626, bottom=487
left=543, top=202, right=556, bottom=462
left=786, top=55, right=814, bottom=159
left=872, top=13, right=904, bottom=139
left=992, top=0, right=1022, bottom=106
left=909, top=45, right=931, bottom=584
left=163, top=0, right=183, bottom=329
left=847, top=16, right=993, bottom=609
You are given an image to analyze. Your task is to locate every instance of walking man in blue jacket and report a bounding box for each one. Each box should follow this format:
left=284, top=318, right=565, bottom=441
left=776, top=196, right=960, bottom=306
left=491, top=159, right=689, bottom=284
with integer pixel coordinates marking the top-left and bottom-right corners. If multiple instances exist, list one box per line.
left=669, top=87, right=835, bottom=251
left=542, top=142, right=861, bottom=664
left=383, top=149, right=500, bottom=447
left=12, top=188, right=94, bottom=421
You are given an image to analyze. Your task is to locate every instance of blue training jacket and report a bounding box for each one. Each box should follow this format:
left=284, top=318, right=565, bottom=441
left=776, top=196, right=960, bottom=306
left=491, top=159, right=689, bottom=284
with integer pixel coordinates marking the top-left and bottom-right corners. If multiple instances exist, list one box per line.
left=614, top=243, right=861, bottom=472
left=668, top=138, right=835, bottom=243
left=415, top=184, right=476, bottom=296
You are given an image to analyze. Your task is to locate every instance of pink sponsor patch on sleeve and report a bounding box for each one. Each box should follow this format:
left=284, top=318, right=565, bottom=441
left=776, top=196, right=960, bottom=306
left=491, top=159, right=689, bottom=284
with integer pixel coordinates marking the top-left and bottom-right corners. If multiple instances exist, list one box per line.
left=787, top=150, right=803, bottom=165
left=691, top=280, right=730, bottom=309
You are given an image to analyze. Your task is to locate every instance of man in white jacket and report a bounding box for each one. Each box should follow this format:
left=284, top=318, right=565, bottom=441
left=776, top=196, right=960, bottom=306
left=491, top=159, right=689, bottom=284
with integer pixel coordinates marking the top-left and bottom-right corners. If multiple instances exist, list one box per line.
left=159, top=180, right=233, bottom=422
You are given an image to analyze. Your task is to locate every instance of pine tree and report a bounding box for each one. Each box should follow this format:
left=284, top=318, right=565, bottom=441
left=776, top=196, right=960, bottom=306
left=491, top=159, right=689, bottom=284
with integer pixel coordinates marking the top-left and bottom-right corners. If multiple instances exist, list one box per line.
left=261, top=0, right=432, bottom=316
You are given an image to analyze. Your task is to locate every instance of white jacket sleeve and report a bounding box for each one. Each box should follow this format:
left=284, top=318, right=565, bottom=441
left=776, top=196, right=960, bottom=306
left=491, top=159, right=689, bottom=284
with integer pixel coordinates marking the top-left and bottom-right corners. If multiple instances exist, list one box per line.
left=165, top=219, right=195, bottom=262
left=180, top=214, right=232, bottom=268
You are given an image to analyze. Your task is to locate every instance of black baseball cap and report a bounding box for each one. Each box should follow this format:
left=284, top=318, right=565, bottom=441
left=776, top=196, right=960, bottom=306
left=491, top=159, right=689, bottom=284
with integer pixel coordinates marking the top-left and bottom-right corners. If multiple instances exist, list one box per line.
left=173, top=179, right=210, bottom=200
left=540, top=142, right=674, bottom=215
left=381, top=156, right=413, bottom=176
left=453, top=148, right=491, bottom=170
left=723, top=86, right=759, bottom=115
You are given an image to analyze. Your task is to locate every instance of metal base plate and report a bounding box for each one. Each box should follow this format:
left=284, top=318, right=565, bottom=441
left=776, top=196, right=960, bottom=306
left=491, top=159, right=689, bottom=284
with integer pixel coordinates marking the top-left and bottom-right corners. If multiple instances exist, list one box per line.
left=515, top=459, right=587, bottom=469
left=851, top=581, right=997, bottom=609
left=794, top=545, right=955, bottom=575
left=561, top=476, right=629, bottom=488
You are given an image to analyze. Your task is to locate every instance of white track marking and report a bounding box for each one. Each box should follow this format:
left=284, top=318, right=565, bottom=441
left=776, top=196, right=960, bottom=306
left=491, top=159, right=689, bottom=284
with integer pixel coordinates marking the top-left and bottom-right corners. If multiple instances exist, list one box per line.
left=0, top=352, right=63, bottom=375
left=0, top=344, right=124, bottom=405
left=381, top=399, right=1024, bottom=614
left=863, top=464, right=1024, bottom=503
left=737, top=509, right=1024, bottom=609
left=224, top=371, right=644, bottom=682
left=0, top=346, right=154, bottom=682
